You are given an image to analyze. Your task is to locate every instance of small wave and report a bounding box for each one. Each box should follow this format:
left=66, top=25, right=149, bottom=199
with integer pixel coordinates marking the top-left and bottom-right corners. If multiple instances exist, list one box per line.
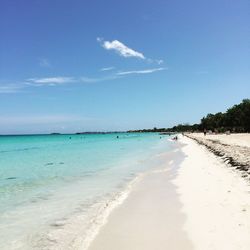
left=30, top=174, right=143, bottom=250
left=79, top=173, right=144, bottom=250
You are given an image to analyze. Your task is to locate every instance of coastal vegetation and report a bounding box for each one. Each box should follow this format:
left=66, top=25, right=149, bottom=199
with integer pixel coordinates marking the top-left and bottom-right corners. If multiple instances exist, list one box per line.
left=128, top=99, right=250, bottom=133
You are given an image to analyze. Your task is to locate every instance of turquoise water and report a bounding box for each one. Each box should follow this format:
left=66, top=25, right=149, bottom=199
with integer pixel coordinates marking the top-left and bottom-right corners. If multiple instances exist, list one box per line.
left=0, top=133, right=171, bottom=249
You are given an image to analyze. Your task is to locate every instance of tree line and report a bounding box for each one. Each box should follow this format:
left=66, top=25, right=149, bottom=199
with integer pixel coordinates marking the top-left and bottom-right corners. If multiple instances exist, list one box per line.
left=128, top=99, right=250, bottom=133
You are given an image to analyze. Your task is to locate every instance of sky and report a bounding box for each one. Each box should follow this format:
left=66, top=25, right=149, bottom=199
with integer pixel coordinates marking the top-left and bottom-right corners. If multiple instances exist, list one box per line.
left=0, top=0, right=249, bottom=134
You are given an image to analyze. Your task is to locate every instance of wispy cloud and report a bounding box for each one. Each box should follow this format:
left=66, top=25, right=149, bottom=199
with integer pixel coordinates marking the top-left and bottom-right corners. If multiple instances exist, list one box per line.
left=0, top=84, right=25, bottom=94
left=156, top=59, right=164, bottom=65
left=39, top=58, right=51, bottom=68
left=0, top=66, right=166, bottom=94
left=97, top=38, right=145, bottom=59
left=100, top=67, right=115, bottom=71
left=25, top=75, right=117, bottom=86
left=80, top=75, right=119, bottom=83
left=27, top=77, right=76, bottom=85
left=117, top=67, right=166, bottom=76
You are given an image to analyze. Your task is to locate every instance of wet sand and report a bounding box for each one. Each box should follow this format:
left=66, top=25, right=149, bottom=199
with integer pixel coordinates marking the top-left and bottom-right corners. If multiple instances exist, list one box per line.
left=88, top=146, right=193, bottom=250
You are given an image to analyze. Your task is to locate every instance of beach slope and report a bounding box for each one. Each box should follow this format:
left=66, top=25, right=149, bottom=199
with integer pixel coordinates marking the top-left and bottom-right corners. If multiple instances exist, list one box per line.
left=88, top=136, right=250, bottom=250
left=174, top=136, right=250, bottom=250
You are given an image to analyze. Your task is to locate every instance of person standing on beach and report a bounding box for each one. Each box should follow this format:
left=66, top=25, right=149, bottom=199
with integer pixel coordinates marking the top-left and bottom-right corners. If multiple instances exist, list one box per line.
left=204, top=129, right=207, bottom=136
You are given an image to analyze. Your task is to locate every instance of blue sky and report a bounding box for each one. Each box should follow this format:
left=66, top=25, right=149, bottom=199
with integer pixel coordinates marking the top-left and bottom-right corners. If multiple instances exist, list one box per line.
left=0, top=0, right=249, bottom=134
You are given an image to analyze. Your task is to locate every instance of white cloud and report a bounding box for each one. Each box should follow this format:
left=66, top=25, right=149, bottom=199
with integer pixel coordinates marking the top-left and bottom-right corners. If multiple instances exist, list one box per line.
left=27, top=77, right=75, bottom=85
left=98, top=38, right=145, bottom=59
left=0, top=84, right=25, bottom=94
left=25, top=75, right=117, bottom=86
left=0, top=65, right=166, bottom=94
left=80, top=75, right=119, bottom=83
left=97, top=38, right=165, bottom=65
left=117, top=67, right=166, bottom=75
left=100, top=67, right=115, bottom=71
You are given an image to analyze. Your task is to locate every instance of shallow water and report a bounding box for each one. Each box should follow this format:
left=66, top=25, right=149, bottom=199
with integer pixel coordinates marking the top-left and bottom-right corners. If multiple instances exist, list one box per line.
left=0, top=133, right=172, bottom=249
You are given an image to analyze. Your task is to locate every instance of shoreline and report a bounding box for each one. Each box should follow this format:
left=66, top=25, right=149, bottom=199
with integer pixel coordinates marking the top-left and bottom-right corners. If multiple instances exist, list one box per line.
left=88, top=141, right=192, bottom=250
left=87, top=135, right=250, bottom=250
left=0, top=133, right=171, bottom=250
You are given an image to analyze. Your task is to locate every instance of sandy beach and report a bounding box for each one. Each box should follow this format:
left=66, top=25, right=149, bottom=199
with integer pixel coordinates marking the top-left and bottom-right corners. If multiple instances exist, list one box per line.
left=191, top=133, right=250, bottom=147
left=1, top=1, right=249, bottom=249
left=186, top=133, right=250, bottom=179
left=87, top=135, right=250, bottom=250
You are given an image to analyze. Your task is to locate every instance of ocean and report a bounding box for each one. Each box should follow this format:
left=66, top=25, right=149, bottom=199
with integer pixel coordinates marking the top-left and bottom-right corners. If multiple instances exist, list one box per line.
left=0, top=132, right=172, bottom=250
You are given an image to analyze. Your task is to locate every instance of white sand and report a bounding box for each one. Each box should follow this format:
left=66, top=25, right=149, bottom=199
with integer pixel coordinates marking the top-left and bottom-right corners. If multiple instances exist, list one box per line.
left=191, top=133, right=250, bottom=147
left=87, top=136, right=250, bottom=250
left=88, top=149, right=193, bottom=250
left=186, top=133, right=250, bottom=177
left=174, top=136, right=250, bottom=250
